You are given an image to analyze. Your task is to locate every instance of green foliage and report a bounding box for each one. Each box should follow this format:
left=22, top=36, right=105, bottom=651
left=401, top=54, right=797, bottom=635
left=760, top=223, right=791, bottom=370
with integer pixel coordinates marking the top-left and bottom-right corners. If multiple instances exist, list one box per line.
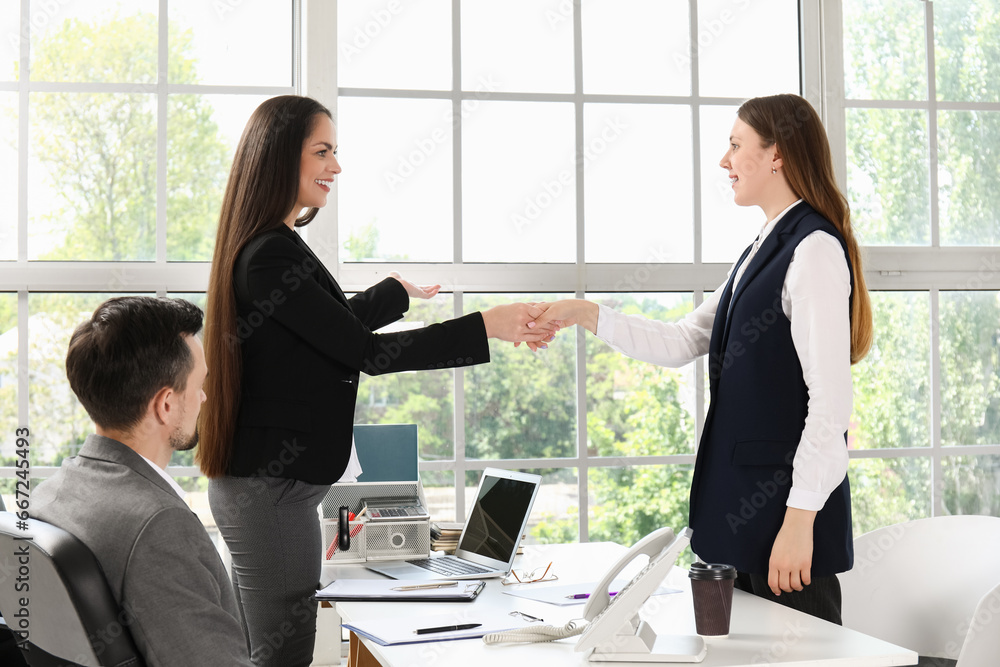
left=343, top=220, right=383, bottom=261
left=30, top=12, right=228, bottom=261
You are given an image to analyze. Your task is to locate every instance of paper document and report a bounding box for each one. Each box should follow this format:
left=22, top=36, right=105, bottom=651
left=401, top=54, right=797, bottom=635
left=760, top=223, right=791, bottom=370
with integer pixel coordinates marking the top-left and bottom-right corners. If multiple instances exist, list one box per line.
left=316, top=579, right=485, bottom=602
left=502, top=579, right=680, bottom=606
left=343, top=610, right=531, bottom=646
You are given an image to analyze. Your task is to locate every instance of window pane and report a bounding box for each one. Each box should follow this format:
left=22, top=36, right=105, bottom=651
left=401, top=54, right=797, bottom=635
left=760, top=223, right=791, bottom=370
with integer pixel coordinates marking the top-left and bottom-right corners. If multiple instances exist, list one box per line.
left=462, top=102, right=575, bottom=262
left=167, top=95, right=265, bottom=261
left=851, top=292, right=930, bottom=449
left=30, top=92, right=156, bottom=260
left=584, top=104, right=692, bottom=263
left=28, top=293, right=146, bottom=467
left=697, top=0, right=799, bottom=98
left=846, top=108, right=929, bottom=246
left=940, top=291, right=1000, bottom=447
left=0, top=294, right=17, bottom=498
left=0, top=93, right=15, bottom=260
left=30, top=2, right=158, bottom=84
left=169, top=0, right=292, bottom=87
left=585, top=293, right=697, bottom=456
left=461, top=0, right=573, bottom=94
left=464, top=293, right=575, bottom=460
left=338, top=0, right=451, bottom=91
left=464, top=468, right=579, bottom=547
left=701, top=105, right=765, bottom=263
left=422, top=470, right=456, bottom=522
left=353, top=295, right=456, bottom=462
left=338, top=97, right=453, bottom=262
left=935, top=0, right=999, bottom=104
left=938, top=111, right=1000, bottom=246
left=942, top=456, right=1000, bottom=517
left=1, top=3, right=17, bottom=80
left=849, top=457, right=930, bottom=537
left=581, top=0, right=690, bottom=96
left=843, top=0, right=926, bottom=100
left=589, top=464, right=693, bottom=561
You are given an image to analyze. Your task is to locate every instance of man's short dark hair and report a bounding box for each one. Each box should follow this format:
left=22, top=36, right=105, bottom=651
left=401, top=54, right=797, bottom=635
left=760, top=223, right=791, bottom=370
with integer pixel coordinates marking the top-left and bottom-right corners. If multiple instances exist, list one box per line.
left=66, top=296, right=204, bottom=431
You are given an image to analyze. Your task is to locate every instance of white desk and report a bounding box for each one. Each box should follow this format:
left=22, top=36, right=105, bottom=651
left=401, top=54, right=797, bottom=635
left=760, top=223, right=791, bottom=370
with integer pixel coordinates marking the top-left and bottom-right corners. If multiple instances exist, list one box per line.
left=324, top=542, right=919, bottom=667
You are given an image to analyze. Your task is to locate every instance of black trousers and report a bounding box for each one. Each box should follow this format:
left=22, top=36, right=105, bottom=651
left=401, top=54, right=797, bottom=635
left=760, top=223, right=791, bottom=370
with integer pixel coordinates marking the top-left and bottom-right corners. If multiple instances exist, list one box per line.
left=735, top=570, right=842, bottom=625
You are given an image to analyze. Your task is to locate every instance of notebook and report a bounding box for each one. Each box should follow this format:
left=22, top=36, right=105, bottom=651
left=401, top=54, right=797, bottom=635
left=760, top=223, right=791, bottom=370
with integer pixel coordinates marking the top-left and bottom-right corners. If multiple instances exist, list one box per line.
left=366, top=468, right=541, bottom=580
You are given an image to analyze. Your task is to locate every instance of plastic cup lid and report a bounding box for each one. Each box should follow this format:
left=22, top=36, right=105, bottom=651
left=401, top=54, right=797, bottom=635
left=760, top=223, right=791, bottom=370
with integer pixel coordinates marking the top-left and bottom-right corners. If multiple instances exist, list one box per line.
left=688, top=562, right=737, bottom=580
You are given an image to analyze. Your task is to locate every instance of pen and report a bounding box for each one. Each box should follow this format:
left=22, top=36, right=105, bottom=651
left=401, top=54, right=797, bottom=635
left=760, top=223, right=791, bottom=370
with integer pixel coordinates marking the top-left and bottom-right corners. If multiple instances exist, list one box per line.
left=414, top=623, right=482, bottom=635
left=565, top=591, right=618, bottom=600
left=391, top=582, right=459, bottom=591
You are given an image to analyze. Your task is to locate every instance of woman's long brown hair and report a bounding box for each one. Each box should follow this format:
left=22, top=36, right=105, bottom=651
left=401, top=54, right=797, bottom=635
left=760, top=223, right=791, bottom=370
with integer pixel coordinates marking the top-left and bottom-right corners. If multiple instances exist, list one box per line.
left=738, top=94, right=873, bottom=364
left=199, top=95, right=332, bottom=478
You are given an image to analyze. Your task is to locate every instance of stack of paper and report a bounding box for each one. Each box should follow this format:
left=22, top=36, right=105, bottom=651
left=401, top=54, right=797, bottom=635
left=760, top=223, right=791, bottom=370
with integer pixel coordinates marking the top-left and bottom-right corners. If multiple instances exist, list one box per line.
left=316, top=579, right=485, bottom=602
left=343, top=610, right=531, bottom=646
left=430, top=522, right=463, bottom=554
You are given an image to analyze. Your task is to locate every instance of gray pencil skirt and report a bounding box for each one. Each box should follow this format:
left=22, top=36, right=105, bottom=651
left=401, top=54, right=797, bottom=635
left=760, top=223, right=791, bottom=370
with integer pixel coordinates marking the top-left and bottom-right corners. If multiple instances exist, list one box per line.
left=209, top=475, right=330, bottom=667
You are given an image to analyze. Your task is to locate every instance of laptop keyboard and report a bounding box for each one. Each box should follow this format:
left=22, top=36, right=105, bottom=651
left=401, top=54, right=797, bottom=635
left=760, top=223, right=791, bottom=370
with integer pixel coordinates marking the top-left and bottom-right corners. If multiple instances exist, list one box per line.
left=408, top=557, right=494, bottom=576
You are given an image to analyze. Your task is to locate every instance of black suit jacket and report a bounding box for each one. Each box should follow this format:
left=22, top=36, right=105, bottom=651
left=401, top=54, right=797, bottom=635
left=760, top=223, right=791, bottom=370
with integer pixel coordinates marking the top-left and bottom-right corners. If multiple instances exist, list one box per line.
left=228, top=226, right=490, bottom=483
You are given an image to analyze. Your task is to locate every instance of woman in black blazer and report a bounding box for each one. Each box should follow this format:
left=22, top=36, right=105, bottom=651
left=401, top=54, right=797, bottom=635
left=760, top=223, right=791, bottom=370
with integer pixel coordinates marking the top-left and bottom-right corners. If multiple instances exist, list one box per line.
left=200, top=95, right=552, bottom=666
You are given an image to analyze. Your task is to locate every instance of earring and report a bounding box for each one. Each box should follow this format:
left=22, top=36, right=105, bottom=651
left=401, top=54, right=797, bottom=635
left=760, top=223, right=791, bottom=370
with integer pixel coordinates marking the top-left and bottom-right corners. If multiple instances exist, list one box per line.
left=771, top=167, right=777, bottom=174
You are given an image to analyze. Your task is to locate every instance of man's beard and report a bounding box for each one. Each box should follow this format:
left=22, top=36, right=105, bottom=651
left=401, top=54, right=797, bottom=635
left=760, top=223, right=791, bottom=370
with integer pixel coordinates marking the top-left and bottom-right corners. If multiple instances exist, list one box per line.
left=169, top=425, right=199, bottom=452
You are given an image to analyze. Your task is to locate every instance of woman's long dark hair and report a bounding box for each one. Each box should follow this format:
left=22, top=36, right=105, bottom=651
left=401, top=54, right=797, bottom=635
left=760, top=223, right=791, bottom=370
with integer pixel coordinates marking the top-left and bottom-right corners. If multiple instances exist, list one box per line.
left=199, top=95, right=332, bottom=477
left=738, top=94, right=873, bottom=364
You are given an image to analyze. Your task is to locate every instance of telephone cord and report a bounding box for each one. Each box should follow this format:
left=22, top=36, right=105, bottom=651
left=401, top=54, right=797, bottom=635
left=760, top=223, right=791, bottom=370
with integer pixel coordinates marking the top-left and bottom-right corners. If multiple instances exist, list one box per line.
left=481, top=619, right=586, bottom=645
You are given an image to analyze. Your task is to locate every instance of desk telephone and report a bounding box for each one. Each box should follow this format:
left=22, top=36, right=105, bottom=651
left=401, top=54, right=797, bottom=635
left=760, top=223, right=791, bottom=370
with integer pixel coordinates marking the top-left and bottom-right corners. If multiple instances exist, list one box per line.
left=484, top=526, right=706, bottom=663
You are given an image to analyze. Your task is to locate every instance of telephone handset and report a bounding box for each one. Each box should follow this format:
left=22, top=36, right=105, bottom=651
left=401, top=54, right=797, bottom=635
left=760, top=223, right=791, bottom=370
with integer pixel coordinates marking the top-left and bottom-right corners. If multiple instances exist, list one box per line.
left=580, top=526, right=683, bottom=625
left=575, top=526, right=706, bottom=662
left=483, top=526, right=704, bottom=661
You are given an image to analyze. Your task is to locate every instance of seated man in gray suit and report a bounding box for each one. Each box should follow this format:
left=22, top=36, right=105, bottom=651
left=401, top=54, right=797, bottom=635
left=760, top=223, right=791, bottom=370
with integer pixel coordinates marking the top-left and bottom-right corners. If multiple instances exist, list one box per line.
left=34, top=296, right=252, bottom=667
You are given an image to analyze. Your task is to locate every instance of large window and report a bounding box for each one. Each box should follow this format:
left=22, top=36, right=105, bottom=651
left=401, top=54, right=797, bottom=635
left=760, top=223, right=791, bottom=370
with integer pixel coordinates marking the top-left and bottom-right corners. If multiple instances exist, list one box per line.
left=1, top=1, right=295, bottom=531
left=837, top=0, right=1000, bottom=527
left=3, top=1, right=998, bottom=549
left=335, top=0, right=800, bottom=541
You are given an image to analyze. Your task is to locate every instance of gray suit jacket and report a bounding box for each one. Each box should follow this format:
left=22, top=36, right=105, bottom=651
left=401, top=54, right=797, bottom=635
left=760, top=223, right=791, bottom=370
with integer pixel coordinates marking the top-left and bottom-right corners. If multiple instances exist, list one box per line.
left=34, top=435, right=252, bottom=667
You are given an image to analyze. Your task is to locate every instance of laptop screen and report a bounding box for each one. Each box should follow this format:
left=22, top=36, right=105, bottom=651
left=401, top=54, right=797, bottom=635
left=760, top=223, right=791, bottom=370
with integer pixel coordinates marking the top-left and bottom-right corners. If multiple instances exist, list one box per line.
left=458, top=474, right=538, bottom=562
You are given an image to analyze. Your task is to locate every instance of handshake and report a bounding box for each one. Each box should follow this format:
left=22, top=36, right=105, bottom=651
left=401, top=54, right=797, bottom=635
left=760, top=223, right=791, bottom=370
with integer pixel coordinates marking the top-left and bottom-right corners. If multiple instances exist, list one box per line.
left=388, top=273, right=598, bottom=353
left=481, top=299, right=597, bottom=352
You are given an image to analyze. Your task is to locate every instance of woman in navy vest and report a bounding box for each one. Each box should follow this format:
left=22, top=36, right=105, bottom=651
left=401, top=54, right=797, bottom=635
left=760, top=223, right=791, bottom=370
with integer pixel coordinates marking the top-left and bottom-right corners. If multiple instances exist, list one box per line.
left=532, top=94, right=873, bottom=624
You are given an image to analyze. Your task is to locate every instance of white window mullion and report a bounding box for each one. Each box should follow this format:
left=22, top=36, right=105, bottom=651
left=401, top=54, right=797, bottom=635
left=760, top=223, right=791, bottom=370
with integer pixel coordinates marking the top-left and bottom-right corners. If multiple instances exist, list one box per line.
left=924, top=0, right=940, bottom=249
left=929, top=287, right=943, bottom=516
left=156, top=0, right=168, bottom=265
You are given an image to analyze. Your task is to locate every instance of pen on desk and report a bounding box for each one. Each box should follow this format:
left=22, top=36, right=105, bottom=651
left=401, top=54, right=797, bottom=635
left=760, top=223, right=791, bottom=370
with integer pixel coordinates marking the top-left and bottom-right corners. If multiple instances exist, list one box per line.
left=414, top=623, right=481, bottom=635
left=391, top=582, right=459, bottom=591
left=566, top=591, right=618, bottom=600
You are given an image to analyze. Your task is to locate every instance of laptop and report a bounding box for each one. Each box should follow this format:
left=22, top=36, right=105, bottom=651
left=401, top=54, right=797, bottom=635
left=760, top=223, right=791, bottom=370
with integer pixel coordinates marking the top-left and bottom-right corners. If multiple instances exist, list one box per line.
left=366, top=468, right=541, bottom=580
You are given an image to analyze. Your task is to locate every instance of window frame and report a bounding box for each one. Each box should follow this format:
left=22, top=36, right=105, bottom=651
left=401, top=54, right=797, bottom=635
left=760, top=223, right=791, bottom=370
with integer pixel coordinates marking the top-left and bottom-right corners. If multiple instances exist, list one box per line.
left=3, top=0, right=999, bottom=528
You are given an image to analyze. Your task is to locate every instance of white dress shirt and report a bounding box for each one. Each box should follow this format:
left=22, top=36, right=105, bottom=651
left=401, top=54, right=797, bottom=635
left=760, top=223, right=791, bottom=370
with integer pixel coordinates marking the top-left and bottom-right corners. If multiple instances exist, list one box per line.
left=139, top=452, right=187, bottom=500
left=594, top=200, right=852, bottom=511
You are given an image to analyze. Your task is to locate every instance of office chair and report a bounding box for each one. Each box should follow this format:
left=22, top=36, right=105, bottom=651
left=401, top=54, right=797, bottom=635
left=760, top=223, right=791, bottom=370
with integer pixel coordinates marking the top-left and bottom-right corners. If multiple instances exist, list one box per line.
left=839, top=515, right=1000, bottom=665
left=955, top=580, right=1000, bottom=667
left=0, top=512, right=146, bottom=667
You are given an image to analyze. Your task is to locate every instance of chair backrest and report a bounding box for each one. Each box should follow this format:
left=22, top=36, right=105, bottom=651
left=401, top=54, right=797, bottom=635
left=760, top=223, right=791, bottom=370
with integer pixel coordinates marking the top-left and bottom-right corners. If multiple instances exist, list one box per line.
left=840, top=515, right=1000, bottom=660
left=956, top=580, right=1000, bottom=667
left=0, top=512, right=145, bottom=667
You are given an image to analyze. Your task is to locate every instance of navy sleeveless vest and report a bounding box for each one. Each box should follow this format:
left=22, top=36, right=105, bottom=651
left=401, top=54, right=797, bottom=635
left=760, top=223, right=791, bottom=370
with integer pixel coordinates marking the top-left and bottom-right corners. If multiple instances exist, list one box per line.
left=688, top=201, right=854, bottom=576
